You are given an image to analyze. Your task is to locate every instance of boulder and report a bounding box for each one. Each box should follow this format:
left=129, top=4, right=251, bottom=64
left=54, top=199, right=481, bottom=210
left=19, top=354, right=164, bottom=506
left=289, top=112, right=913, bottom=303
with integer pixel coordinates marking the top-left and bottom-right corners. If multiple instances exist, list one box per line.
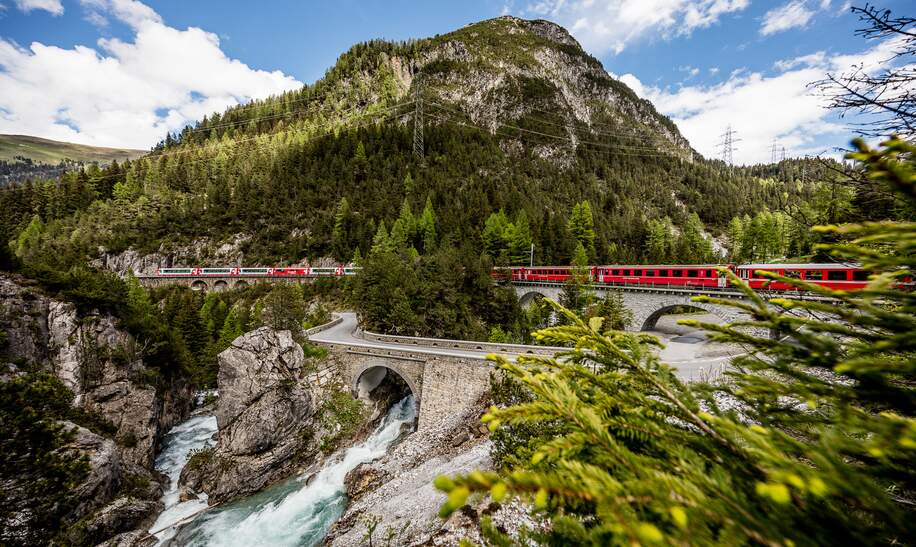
left=63, top=422, right=121, bottom=520
left=186, top=327, right=324, bottom=503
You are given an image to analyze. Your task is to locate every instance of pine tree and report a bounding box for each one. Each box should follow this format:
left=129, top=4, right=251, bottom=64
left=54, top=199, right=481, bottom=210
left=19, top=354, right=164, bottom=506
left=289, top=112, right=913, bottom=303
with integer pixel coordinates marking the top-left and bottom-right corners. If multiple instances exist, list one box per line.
left=418, top=196, right=437, bottom=253
left=482, top=209, right=511, bottom=259
left=434, top=136, right=916, bottom=545
left=370, top=220, right=394, bottom=255
left=508, top=210, right=532, bottom=265
left=645, top=217, right=670, bottom=263
left=726, top=216, right=744, bottom=261
left=567, top=201, right=596, bottom=261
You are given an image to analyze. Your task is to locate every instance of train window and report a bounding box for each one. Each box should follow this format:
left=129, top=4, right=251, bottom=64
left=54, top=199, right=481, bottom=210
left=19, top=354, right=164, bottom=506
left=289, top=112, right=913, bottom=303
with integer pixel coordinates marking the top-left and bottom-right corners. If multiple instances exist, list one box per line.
left=785, top=270, right=801, bottom=279
left=852, top=270, right=869, bottom=281
left=658, top=269, right=667, bottom=276
left=645, top=270, right=655, bottom=277
left=671, top=270, right=682, bottom=277
left=633, top=270, right=642, bottom=276
left=806, top=271, right=824, bottom=280
left=612, top=269, right=620, bottom=275
left=687, top=270, right=698, bottom=278
left=827, top=271, right=846, bottom=281
left=622, top=269, right=630, bottom=276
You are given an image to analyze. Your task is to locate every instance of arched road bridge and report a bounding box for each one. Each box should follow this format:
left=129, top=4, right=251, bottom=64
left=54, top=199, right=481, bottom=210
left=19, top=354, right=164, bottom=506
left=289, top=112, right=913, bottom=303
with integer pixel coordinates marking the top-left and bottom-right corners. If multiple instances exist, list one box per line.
left=308, top=312, right=743, bottom=431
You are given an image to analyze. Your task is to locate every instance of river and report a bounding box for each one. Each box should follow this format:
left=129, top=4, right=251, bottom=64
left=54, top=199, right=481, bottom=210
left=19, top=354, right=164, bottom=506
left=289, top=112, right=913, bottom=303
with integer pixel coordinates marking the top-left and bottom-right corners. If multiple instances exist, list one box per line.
left=154, top=395, right=416, bottom=546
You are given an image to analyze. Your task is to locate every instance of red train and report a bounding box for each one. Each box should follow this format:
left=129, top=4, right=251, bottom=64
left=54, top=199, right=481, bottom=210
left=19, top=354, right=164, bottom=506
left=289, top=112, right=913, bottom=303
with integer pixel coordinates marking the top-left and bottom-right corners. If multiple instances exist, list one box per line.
left=496, top=263, right=876, bottom=292
left=156, top=266, right=357, bottom=277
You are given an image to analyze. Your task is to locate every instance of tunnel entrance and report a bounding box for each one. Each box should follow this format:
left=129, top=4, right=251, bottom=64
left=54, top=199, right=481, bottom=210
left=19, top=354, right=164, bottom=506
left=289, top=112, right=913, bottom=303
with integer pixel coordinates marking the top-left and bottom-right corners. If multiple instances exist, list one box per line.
left=353, top=365, right=416, bottom=426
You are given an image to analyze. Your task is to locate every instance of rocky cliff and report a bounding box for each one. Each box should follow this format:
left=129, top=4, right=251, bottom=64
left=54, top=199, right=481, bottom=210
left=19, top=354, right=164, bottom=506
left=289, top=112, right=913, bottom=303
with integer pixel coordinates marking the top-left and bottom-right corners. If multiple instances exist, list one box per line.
left=0, top=274, right=192, bottom=544
left=180, top=327, right=331, bottom=504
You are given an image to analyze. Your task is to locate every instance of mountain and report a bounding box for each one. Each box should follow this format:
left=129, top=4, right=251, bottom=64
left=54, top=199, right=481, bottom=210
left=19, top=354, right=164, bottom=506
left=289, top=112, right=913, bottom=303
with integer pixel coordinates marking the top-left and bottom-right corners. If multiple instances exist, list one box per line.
left=180, top=16, right=691, bottom=160
left=0, top=134, right=144, bottom=164
left=1, top=16, right=819, bottom=274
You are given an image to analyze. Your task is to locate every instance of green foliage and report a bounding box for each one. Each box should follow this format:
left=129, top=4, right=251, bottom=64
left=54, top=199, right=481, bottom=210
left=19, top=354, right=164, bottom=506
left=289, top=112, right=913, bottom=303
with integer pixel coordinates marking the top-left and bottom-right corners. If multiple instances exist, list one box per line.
left=254, top=283, right=308, bottom=332
left=0, top=373, right=90, bottom=546
left=586, top=290, right=633, bottom=332
left=435, top=138, right=916, bottom=545
left=567, top=201, right=596, bottom=262
left=318, top=389, right=367, bottom=453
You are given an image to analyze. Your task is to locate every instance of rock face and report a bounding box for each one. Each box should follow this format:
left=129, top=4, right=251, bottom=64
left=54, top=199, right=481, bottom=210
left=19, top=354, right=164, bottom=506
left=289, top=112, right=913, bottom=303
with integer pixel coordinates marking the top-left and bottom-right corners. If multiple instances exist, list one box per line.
left=182, top=327, right=323, bottom=504
left=327, top=402, right=498, bottom=546
left=404, top=16, right=692, bottom=163
left=0, top=274, right=191, bottom=543
left=91, top=234, right=250, bottom=277
left=64, top=422, right=122, bottom=519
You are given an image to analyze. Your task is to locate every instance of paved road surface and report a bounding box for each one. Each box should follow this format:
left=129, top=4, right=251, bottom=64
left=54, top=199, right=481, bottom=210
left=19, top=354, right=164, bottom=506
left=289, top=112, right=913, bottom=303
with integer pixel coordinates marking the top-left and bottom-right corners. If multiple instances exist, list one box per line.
left=310, top=312, right=738, bottom=381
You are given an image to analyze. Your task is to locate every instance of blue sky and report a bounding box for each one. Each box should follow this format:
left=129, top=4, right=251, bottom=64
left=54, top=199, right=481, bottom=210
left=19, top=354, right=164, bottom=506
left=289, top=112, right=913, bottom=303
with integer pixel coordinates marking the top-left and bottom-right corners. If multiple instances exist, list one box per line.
left=0, top=0, right=910, bottom=163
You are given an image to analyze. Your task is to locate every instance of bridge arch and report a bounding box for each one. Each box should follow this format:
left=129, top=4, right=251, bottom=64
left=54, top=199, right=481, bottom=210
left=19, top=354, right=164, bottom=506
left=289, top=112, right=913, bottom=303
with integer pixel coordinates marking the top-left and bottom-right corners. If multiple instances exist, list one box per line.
left=212, top=280, right=229, bottom=292
left=234, top=279, right=249, bottom=288
left=352, top=360, right=420, bottom=405
left=518, top=290, right=547, bottom=307
left=639, top=300, right=730, bottom=332
left=190, top=279, right=208, bottom=292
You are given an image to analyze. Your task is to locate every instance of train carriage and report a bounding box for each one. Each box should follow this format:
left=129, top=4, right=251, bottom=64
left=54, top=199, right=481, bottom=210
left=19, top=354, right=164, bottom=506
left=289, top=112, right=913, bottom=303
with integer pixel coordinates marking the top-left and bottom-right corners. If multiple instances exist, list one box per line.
left=736, top=263, right=870, bottom=291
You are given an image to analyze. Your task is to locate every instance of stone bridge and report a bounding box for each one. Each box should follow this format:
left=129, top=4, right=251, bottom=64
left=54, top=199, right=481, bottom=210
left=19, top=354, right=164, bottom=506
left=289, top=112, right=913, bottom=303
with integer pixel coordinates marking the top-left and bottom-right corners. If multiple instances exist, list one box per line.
left=512, top=281, right=773, bottom=336
left=136, top=275, right=324, bottom=292
left=308, top=313, right=562, bottom=431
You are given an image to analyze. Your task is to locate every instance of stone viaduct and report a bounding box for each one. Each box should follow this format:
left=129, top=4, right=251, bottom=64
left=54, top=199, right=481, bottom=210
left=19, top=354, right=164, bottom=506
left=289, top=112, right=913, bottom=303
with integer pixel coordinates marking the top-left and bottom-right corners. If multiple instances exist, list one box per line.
left=512, top=281, right=755, bottom=333
left=137, top=275, right=316, bottom=292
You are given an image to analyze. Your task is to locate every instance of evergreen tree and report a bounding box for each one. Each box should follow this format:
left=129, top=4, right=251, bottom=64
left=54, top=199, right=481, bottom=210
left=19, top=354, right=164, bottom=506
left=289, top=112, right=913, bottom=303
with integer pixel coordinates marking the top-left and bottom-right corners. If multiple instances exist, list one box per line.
left=644, top=217, right=671, bottom=263
left=679, top=212, right=713, bottom=263
left=726, top=216, right=744, bottom=261
left=418, top=196, right=437, bottom=252
left=567, top=201, right=596, bottom=261
left=508, top=210, right=533, bottom=265
left=370, top=220, right=394, bottom=255
left=482, top=209, right=511, bottom=259
left=435, top=136, right=916, bottom=546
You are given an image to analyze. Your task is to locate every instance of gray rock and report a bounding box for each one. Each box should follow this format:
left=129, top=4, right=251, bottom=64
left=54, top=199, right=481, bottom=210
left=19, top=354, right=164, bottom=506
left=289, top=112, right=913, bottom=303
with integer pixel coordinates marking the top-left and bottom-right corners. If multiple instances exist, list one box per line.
left=74, top=497, right=162, bottom=546
left=187, top=327, right=324, bottom=503
left=63, top=422, right=121, bottom=520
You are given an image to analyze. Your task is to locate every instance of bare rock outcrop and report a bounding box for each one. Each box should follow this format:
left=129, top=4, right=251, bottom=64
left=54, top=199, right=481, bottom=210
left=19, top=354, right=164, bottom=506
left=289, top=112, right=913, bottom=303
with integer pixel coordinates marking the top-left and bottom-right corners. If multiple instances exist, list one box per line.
left=328, top=403, right=496, bottom=546
left=0, top=274, right=190, bottom=544
left=181, top=328, right=324, bottom=504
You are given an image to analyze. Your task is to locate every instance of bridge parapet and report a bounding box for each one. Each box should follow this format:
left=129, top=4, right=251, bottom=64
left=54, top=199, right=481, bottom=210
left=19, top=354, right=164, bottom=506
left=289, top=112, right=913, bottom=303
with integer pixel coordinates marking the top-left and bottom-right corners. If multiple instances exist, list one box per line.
left=360, top=330, right=566, bottom=356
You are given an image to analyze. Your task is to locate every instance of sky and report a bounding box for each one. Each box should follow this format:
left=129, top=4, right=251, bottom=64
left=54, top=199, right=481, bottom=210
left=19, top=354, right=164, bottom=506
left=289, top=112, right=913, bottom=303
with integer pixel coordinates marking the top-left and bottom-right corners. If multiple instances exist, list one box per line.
left=0, top=0, right=910, bottom=164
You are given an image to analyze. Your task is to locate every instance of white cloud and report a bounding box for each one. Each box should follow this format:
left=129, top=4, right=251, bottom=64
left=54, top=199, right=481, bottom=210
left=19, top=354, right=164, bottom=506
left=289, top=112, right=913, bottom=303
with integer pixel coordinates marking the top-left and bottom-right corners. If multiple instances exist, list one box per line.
left=0, top=0, right=302, bottom=149
left=619, top=38, right=903, bottom=164
left=523, top=0, right=749, bottom=54
left=760, top=1, right=815, bottom=35
left=14, top=0, right=63, bottom=15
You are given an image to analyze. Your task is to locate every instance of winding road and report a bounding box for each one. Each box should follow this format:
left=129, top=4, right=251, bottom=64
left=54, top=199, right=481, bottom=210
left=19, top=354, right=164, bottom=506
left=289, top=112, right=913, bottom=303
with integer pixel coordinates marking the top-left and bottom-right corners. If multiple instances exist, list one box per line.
left=309, top=312, right=739, bottom=381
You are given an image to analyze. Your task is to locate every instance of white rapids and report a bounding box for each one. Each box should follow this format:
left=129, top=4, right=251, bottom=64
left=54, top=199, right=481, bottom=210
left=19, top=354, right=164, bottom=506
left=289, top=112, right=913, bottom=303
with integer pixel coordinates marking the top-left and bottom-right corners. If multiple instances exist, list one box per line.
left=148, top=413, right=218, bottom=545
left=169, top=395, right=417, bottom=547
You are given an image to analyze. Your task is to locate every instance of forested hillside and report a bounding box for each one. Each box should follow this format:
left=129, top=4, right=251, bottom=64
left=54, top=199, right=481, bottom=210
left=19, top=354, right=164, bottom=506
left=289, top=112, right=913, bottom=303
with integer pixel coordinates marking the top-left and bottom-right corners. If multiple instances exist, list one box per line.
left=0, top=15, right=905, bottom=341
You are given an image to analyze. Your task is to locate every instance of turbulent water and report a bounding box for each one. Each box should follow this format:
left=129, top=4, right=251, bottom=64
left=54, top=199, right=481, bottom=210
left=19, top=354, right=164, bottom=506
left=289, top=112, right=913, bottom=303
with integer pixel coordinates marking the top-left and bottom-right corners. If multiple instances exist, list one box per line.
left=149, top=413, right=219, bottom=545
left=170, top=395, right=417, bottom=547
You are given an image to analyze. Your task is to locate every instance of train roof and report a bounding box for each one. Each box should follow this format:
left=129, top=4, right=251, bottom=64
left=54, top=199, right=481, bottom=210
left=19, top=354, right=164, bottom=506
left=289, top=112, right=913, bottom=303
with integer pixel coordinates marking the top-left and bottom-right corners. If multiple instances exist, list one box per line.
left=738, top=263, right=861, bottom=270
left=516, top=264, right=726, bottom=268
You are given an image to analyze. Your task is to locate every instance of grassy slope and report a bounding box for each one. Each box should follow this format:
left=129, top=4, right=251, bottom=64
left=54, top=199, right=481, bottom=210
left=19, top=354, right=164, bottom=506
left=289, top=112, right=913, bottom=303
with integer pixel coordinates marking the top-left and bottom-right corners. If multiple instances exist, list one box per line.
left=0, top=134, right=146, bottom=164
